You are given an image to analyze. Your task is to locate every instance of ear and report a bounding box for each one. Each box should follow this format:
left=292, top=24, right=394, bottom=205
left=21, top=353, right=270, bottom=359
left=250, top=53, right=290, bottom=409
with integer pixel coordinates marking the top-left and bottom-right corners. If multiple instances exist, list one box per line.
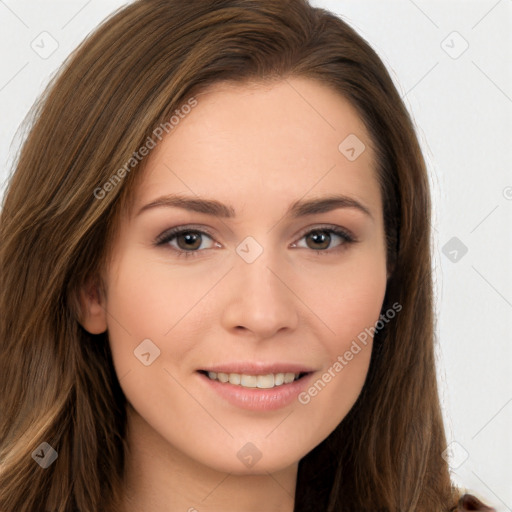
left=386, top=259, right=396, bottom=280
left=78, top=276, right=108, bottom=334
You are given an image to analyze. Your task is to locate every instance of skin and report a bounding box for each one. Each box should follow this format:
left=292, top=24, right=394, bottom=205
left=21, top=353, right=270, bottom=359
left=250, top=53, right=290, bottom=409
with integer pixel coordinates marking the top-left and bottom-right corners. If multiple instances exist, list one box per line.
left=80, top=77, right=388, bottom=512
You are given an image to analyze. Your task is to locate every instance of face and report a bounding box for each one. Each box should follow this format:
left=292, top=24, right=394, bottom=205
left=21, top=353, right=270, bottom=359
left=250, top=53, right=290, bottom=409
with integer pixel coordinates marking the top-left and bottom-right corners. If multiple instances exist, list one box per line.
left=82, top=77, right=388, bottom=475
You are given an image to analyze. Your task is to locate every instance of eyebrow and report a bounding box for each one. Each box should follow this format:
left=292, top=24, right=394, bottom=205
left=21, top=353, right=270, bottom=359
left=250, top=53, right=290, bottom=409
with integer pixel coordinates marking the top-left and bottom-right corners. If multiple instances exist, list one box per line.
left=136, top=193, right=373, bottom=220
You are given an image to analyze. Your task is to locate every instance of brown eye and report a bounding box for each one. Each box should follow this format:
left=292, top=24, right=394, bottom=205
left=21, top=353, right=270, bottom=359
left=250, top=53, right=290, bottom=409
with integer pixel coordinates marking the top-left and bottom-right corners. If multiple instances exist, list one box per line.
left=155, top=227, right=217, bottom=257
left=293, top=227, right=354, bottom=253
left=305, top=230, right=332, bottom=250
left=175, top=231, right=203, bottom=251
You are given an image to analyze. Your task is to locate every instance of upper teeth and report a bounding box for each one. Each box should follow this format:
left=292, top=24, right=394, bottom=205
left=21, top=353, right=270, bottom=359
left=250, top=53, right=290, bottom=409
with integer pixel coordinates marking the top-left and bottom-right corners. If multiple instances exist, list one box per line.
left=207, top=372, right=300, bottom=389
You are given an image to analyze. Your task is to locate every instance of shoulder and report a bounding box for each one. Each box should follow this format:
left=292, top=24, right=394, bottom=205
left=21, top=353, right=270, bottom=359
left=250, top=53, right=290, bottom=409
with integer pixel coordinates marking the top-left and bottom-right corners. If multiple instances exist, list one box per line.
left=452, top=494, right=496, bottom=511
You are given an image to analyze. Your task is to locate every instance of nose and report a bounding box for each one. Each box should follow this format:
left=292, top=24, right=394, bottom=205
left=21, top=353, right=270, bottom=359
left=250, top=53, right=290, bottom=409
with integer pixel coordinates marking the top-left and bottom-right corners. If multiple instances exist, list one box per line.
left=220, top=247, right=299, bottom=340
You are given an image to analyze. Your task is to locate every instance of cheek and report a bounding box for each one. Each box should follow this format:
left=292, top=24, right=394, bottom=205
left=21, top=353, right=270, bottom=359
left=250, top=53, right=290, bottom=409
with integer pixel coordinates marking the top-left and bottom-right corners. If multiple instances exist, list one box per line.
left=297, top=249, right=388, bottom=348
left=287, top=250, right=387, bottom=402
left=292, top=256, right=386, bottom=443
left=105, top=251, right=214, bottom=334
left=102, top=252, right=196, bottom=374
left=102, top=248, right=237, bottom=386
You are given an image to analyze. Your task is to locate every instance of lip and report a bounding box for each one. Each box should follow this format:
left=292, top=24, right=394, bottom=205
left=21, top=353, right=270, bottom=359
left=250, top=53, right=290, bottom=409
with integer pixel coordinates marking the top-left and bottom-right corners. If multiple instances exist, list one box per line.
left=199, top=362, right=316, bottom=375
left=197, top=369, right=316, bottom=411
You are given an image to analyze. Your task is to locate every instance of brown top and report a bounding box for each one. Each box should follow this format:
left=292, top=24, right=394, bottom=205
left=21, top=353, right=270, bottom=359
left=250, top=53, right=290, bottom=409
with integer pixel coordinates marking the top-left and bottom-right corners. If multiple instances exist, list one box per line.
left=455, top=494, right=496, bottom=511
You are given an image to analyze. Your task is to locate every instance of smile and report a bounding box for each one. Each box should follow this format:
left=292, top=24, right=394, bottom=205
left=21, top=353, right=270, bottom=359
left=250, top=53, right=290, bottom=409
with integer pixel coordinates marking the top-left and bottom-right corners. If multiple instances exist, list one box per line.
left=197, top=369, right=314, bottom=411
left=203, top=371, right=306, bottom=389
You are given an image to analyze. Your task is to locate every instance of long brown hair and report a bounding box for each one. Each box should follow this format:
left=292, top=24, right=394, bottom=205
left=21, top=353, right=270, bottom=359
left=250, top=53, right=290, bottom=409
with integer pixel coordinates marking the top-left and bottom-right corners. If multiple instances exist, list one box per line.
left=1, top=0, right=462, bottom=510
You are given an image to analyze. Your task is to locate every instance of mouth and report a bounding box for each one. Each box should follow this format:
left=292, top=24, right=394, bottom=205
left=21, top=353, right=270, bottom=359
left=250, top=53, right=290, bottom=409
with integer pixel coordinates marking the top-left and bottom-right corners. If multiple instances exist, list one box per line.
left=196, top=365, right=316, bottom=411
left=198, top=370, right=310, bottom=389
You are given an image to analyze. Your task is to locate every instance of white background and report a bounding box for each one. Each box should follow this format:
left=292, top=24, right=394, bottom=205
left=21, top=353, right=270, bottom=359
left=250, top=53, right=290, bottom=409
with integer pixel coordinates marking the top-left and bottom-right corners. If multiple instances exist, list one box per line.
left=1, top=1, right=511, bottom=509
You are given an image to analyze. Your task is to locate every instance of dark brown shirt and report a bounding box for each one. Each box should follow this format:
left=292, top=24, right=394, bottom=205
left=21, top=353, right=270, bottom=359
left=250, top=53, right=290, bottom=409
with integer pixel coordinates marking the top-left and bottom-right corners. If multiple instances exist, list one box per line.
left=455, top=494, right=496, bottom=511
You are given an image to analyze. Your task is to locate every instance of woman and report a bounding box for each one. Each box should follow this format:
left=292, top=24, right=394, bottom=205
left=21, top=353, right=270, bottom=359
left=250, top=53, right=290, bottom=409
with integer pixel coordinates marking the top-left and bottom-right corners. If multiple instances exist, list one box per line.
left=0, top=0, right=495, bottom=510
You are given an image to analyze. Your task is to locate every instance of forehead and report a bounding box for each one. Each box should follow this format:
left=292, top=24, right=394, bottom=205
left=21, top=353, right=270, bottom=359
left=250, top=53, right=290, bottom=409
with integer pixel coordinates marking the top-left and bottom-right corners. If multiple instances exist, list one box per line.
left=133, top=77, right=380, bottom=218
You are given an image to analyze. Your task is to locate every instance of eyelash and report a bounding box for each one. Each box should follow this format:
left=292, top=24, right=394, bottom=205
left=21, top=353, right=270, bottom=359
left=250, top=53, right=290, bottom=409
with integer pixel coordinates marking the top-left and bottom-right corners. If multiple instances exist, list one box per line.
left=154, top=224, right=356, bottom=258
